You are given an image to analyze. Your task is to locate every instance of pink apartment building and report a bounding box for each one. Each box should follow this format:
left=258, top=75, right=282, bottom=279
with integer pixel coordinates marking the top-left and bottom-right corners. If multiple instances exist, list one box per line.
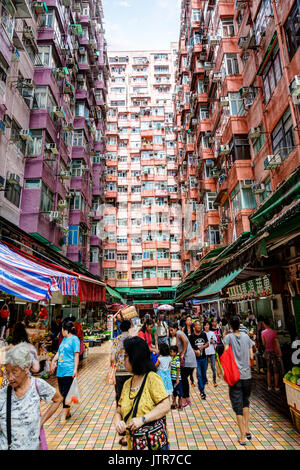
left=104, top=46, right=183, bottom=304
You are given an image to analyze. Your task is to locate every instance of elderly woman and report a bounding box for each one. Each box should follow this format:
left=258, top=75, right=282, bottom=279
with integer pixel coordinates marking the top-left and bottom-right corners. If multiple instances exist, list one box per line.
left=0, top=343, right=62, bottom=450
left=114, top=336, right=170, bottom=450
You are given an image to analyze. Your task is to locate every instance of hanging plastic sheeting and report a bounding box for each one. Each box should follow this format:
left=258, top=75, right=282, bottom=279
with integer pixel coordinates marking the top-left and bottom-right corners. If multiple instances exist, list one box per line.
left=0, top=243, right=78, bottom=302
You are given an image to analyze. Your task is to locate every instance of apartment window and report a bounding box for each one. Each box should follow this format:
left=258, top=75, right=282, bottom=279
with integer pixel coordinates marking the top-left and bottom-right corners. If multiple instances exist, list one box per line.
left=156, top=197, right=167, bottom=206
left=257, top=178, right=272, bottom=204
left=131, top=186, right=141, bottom=193
left=25, top=179, right=41, bottom=189
left=171, top=271, right=182, bottom=279
left=206, top=226, right=221, bottom=246
left=117, top=252, right=127, bottom=261
left=104, top=214, right=116, bottom=225
left=230, top=184, right=256, bottom=214
left=75, top=102, right=89, bottom=118
left=156, top=213, right=168, bottom=224
left=131, top=218, right=141, bottom=226
left=2, top=0, right=15, bottom=39
left=68, top=226, right=81, bottom=245
left=171, top=252, right=181, bottom=260
left=254, top=0, right=273, bottom=43
left=70, top=193, right=85, bottom=211
left=71, top=160, right=82, bottom=177
left=90, top=247, right=99, bottom=263
left=132, top=271, right=142, bottom=279
left=106, top=182, right=116, bottom=191
left=271, top=107, right=296, bottom=160
left=91, top=223, right=98, bottom=236
left=26, top=130, right=43, bottom=156
left=142, top=197, right=155, bottom=206
left=32, top=86, right=48, bottom=109
left=117, top=186, right=127, bottom=193
left=40, top=182, right=54, bottom=213
left=184, top=261, right=191, bottom=273
left=262, top=44, right=283, bottom=103
left=131, top=235, right=142, bottom=244
left=132, top=253, right=142, bottom=261
left=104, top=268, right=116, bottom=280
left=117, top=218, right=127, bottom=226
left=73, top=130, right=84, bottom=146
left=252, top=124, right=266, bottom=155
left=104, top=232, right=116, bottom=242
left=232, top=135, right=251, bottom=161
left=104, top=249, right=116, bottom=260
left=143, top=249, right=156, bottom=260
left=110, top=100, right=126, bottom=106
left=157, top=267, right=170, bottom=278
left=223, top=54, right=239, bottom=75
left=229, top=93, right=245, bottom=116
left=143, top=267, right=156, bottom=279
left=192, top=8, right=201, bottom=21
left=205, top=192, right=217, bottom=211
left=222, top=18, right=234, bottom=38
left=5, top=179, right=21, bottom=207
left=117, top=271, right=128, bottom=280
left=117, top=237, right=128, bottom=244
left=157, top=249, right=169, bottom=259
left=285, top=2, right=300, bottom=60
left=157, top=231, right=169, bottom=241
left=37, top=45, right=52, bottom=67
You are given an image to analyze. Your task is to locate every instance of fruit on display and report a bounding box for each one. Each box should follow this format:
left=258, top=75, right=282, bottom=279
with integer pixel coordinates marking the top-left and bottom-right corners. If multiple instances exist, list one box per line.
left=284, top=369, right=300, bottom=387
left=292, top=366, right=300, bottom=377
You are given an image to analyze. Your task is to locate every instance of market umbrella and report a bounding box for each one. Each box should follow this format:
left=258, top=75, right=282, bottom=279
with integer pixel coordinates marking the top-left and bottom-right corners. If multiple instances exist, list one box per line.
left=157, top=304, right=174, bottom=311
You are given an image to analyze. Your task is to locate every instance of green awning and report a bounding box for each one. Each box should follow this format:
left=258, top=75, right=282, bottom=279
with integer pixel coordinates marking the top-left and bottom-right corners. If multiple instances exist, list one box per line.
left=194, top=268, right=245, bottom=298
left=115, top=287, right=176, bottom=295
left=250, top=166, right=300, bottom=231
left=29, top=233, right=50, bottom=245
left=106, top=286, right=125, bottom=303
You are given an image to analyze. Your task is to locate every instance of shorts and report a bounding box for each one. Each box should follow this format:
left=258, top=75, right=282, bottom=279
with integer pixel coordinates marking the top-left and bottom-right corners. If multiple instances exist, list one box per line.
left=264, top=351, right=280, bottom=374
left=229, top=379, right=252, bottom=416
left=172, top=380, right=183, bottom=398
left=115, top=374, right=132, bottom=404
left=57, top=376, right=73, bottom=409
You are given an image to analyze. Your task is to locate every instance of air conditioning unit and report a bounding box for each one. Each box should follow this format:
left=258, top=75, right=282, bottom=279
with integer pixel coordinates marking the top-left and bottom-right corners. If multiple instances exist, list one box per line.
left=66, top=191, right=74, bottom=199
left=79, top=47, right=85, bottom=55
left=238, top=36, right=249, bottom=49
left=49, top=211, right=61, bottom=222
left=212, top=72, right=222, bottom=82
left=59, top=171, right=72, bottom=180
left=252, top=183, right=265, bottom=194
left=33, top=1, right=47, bottom=14
left=248, top=127, right=262, bottom=140
left=192, top=118, right=198, bottom=126
left=7, top=173, right=20, bottom=185
left=45, top=143, right=58, bottom=154
left=73, top=2, right=81, bottom=12
left=56, top=68, right=68, bottom=78
left=58, top=199, right=68, bottom=209
left=204, top=62, right=214, bottom=70
left=19, top=129, right=33, bottom=141
left=241, top=179, right=254, bottom=189
left=220, top=96, right=229, bottom=107
left=219, top=144, right=230, bottom=155
left=240, top=86, right=252, bottom=98
left=82, top=165, right=89, bottom=171
left=53, top=106, right=65, bottom=118
left=210, top=36, right=220, bottom=46
left=22, top=78, right=34, bottom=88
left=264, top=154, right=281, bottom=170
left=290, top=75, right=300, bottom=98
left=24, top=25, right=35, bottom=40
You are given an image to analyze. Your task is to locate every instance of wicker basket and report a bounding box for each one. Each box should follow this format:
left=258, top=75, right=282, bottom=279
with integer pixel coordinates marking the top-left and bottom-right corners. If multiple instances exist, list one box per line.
left=283, top=379, right=300, bottom=413
left=290, top=408, right=300, bottom=434
left=120, top=305, right=138, bottom=320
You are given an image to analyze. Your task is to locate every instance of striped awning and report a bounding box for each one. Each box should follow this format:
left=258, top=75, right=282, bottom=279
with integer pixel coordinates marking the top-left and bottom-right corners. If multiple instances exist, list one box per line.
left=0, top=243, right=78, bottom=301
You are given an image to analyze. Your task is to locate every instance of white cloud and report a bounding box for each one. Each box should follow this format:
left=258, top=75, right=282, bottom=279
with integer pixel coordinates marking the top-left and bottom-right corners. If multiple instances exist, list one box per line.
left=115, top=1, right=131, bottom=6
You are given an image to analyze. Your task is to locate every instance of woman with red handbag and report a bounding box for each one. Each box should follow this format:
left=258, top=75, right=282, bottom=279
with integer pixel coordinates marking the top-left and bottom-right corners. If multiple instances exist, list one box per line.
left=223, top=316, right=255, bottom=446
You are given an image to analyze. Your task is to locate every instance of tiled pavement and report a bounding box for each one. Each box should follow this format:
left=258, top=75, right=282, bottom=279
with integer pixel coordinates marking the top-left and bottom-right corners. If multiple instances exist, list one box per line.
left=41, top=341, right=300, bottom=450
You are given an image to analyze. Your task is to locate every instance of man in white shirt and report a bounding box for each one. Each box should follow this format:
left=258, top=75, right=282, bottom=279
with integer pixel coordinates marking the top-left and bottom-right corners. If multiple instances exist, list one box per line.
left=203, top=321, right=218, bottom=387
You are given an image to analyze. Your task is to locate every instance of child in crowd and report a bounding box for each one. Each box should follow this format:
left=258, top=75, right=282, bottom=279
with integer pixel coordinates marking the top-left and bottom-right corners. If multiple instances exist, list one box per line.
left=170, top=345, right=183, bottom=411
left=155, top=343, right=173, bottom=396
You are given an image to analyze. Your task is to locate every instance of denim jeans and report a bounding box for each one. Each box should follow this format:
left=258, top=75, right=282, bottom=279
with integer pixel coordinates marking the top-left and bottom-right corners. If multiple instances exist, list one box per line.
left=207, top=354, right=217, bottom=383
left=196, top=357, right=208, bottom=394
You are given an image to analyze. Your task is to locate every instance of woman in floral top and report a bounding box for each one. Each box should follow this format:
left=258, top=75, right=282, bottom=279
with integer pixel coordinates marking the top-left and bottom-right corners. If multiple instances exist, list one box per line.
left=111, top=320, right=132, bottom=446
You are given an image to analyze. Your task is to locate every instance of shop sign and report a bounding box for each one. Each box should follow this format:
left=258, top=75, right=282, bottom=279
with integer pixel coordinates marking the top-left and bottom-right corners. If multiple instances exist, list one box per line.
left=228, top=275, right=272, bottom=301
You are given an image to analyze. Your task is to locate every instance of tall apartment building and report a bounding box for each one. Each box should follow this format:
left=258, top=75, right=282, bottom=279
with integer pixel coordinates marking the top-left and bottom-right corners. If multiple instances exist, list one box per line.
left=175, top=0, right=300, bottom=279
left=0, top=0, right=109, bottom=277
left=104, top=46, right=183, bottom=302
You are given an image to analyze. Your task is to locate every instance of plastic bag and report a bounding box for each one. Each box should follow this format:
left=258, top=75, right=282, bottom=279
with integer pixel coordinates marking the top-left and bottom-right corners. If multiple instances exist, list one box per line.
left=106, top=363, right=116, bottom=385
left=65, top=378, right=80, bottom=405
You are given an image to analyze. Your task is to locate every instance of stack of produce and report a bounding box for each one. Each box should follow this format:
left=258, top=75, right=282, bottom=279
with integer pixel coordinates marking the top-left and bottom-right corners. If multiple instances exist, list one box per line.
left=284, top=367, right=300, bottom=386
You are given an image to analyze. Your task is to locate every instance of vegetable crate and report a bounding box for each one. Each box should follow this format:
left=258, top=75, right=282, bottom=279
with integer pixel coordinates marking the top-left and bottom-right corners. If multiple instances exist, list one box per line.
left=283, top=379, right=300, bottom=433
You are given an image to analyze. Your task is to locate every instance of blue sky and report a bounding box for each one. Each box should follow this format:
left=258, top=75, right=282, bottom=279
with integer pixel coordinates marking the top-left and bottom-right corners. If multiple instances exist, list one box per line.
left=102, top=0, right=181, bottom=51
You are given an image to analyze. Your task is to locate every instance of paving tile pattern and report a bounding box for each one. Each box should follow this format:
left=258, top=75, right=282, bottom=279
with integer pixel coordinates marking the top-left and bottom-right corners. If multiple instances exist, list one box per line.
left=41, top=341, right=300, bottom=450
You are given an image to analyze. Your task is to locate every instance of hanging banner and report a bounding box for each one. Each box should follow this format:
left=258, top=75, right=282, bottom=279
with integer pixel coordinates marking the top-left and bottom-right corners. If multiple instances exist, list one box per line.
left=228, top=275, right=272, bottom=301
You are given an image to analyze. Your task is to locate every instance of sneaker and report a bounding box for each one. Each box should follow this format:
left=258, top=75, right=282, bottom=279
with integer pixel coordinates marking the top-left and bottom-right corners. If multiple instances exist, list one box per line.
left=268, top=386, right=272, bottom=391
left=213, top=382, right=217, bottom=387
left=171, top=404, right=177, bottom=410
left=182, top=400, right=191, bottom=407
left=201, top=393, right=206, bottom=400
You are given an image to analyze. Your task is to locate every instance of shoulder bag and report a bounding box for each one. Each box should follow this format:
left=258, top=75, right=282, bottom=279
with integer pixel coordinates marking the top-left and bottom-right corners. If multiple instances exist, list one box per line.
left=124, top=373, right=168, bottom=450
left=220, top=335, right=240, bottom=387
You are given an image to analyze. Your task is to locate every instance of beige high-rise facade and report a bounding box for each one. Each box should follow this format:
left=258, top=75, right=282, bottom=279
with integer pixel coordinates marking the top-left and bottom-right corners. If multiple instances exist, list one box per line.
left=103, top=45, right=183, bottom=303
